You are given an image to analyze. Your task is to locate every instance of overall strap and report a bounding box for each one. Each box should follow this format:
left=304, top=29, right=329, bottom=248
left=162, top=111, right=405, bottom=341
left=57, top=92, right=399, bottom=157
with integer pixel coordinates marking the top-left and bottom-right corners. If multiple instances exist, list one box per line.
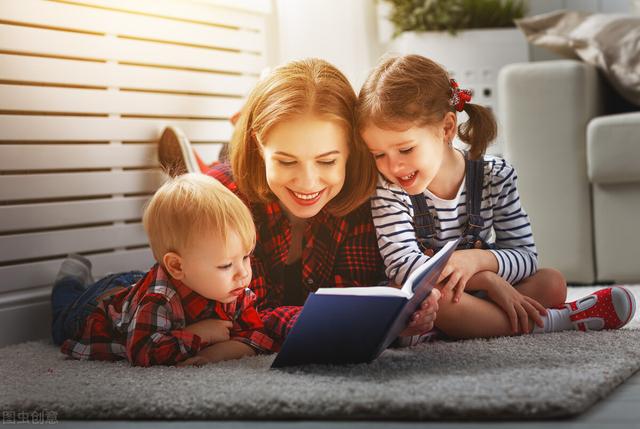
left=462, top=153, right=486, bottom=240
left=409, top=193, right=436, bottom=256
left=410, top=152, right=487, bottom=254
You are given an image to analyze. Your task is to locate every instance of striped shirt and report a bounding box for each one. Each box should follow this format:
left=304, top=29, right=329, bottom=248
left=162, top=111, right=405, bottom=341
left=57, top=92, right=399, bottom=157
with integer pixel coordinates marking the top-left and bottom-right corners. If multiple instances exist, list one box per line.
left=371, top=155, right=538, bottom=286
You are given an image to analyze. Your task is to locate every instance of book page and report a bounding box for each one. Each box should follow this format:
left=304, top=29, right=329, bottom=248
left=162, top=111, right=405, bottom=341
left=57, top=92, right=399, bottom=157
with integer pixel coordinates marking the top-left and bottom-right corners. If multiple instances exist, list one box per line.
left=314, top=286, right=410, bottom=298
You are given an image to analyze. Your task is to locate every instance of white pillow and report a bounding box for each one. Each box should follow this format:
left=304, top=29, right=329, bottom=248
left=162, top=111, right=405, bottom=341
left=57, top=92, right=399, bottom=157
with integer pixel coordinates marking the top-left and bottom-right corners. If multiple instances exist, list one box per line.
left=516, top=10, right=640, bottom=106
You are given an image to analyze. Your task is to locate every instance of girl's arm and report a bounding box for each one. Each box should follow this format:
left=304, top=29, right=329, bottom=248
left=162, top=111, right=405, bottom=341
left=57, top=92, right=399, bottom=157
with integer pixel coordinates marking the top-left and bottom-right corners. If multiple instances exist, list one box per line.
left=370, top=181, right=432, bottom=286
left=486, top=159, right=538, bottom=285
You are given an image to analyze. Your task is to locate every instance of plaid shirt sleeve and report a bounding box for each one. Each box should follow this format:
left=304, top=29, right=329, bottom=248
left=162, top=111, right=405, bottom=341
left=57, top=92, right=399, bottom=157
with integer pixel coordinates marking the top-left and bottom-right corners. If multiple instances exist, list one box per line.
left=228, top=289, right=275, bottom=354
left=244, top=251, right=301, bottom=351
left=126, top=294, right=202, bottom=366
left=332, top=202, right=386, bottom=288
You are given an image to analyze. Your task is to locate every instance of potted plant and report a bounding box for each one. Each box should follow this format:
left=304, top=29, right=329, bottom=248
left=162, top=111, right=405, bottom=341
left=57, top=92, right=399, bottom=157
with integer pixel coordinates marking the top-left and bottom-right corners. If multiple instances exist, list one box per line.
left=379, top=0, right=529, bottom=155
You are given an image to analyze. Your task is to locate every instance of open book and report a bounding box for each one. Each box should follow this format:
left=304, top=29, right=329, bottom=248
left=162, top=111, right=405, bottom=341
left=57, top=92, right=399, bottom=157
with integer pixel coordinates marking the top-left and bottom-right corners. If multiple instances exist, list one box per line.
left=271, top=238, right=459, bottom=368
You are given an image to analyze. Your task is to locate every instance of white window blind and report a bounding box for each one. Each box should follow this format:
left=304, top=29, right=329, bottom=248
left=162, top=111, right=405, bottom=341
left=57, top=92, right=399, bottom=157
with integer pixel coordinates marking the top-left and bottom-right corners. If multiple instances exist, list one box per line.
left=0, top=0, right=271, bottom=345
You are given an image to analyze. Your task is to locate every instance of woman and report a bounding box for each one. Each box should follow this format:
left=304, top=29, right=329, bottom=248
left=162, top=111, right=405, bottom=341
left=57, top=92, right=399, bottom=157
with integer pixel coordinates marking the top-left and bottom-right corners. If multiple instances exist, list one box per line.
left=161, top=58, right=441, bottom=351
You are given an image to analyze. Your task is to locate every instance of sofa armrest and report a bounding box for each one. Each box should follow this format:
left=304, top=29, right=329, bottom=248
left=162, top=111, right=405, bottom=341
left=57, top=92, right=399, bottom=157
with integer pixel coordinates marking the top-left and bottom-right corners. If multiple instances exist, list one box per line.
left=498, top=60, right=604, bottom=283
left=588, top=112, right=640, bottom=185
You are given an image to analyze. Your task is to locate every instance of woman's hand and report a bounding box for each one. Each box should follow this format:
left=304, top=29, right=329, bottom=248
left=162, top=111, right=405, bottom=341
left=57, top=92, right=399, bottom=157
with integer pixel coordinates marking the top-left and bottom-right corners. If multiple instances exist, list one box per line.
left=437, top=249, right=496, bottom=303
left=398, top=288, right=441, bottom=337
left=184, top=319, right=232, bottom=345
left=485, top=276, right=547, bottom=334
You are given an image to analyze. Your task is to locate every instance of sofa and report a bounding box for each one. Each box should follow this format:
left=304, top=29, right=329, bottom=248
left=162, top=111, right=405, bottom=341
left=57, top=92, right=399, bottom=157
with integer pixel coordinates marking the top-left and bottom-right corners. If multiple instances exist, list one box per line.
left=498, top=60, right=640, bottom=284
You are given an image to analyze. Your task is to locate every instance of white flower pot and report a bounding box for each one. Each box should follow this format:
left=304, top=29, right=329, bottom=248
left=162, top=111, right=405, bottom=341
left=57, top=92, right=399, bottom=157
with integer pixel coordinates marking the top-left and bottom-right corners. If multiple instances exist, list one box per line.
left=388, top=28, right=528, bottom=155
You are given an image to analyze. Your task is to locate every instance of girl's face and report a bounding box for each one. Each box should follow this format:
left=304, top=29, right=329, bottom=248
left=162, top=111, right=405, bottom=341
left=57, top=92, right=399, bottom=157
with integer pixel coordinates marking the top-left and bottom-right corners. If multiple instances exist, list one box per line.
left=259, top=116, right=349, bottom=219
left=361, top=115, right=455, bottom=195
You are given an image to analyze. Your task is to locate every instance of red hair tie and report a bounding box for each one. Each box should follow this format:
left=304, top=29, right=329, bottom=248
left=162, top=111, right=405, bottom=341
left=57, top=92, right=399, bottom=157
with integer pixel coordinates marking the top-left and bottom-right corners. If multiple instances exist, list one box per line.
left=449, top=79, right=473, bottom=112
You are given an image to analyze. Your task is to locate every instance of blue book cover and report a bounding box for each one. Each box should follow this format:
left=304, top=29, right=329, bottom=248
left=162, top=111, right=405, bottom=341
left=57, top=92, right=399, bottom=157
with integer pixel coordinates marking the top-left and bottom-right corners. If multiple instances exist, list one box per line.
left=271, top=239, right=460, bottom=368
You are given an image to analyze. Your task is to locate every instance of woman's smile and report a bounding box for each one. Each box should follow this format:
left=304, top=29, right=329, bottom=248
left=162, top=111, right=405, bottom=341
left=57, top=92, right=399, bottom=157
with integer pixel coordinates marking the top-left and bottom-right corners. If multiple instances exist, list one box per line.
left=288, top=188, right=326, bottom=205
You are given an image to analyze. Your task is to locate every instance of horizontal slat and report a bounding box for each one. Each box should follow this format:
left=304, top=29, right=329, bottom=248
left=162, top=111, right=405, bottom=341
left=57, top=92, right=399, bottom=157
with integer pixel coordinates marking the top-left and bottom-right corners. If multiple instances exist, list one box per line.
left=61, top=0, right=267, bottom=30
left=0, top=196, right=149, bottom=233
left=0, top=248, right=154, bottom=294
left=0, top=144, right=158, bottom=171
left=0, top=115, right=233, bottom=141
left=0, top=170, right=164, bottom=200
left=0, top=285, right=50, bottom=308
left=0, top=142, right=223, bottom=171
left=0, top=54, right=258, bottom=96
left=0, top=24, right=265, bottom=74
left=0, top=0, right=264, bottom=53
left=0, top=223, right=148, bottom=263
left=0, top=84, right=244, bottom=117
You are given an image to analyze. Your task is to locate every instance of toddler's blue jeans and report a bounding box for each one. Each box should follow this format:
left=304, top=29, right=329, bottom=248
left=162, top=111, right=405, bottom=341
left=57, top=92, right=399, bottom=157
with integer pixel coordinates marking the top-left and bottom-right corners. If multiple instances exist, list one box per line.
left=51, top=270, right=145, bottom=345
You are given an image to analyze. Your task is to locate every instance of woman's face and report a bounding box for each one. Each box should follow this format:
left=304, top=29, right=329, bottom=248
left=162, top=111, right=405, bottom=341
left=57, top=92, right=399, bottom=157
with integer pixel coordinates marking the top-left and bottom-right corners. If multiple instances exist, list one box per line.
left=259, top=116, right=349, bottom=219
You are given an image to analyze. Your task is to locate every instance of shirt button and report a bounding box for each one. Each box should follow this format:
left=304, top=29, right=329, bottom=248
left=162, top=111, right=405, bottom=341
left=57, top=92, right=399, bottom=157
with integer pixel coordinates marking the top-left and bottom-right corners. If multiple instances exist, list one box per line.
left=306, top=278, right=314, bottom=286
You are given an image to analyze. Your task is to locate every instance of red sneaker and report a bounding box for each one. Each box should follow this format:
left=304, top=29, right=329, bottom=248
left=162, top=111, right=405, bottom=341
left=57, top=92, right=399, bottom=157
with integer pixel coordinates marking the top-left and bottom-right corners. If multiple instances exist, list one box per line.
left=565, top=287, right=636, bottom=331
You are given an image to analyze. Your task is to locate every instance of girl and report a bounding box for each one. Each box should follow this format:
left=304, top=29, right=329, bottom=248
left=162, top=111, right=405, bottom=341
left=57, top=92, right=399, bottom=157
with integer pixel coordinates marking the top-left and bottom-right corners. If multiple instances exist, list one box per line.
left=356, top=54, right=635, bottom=339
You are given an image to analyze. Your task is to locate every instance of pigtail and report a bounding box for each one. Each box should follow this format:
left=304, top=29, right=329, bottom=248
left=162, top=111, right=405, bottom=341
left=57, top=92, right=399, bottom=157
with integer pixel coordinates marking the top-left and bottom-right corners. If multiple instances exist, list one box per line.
left=458, top=103, right=497, bottom=160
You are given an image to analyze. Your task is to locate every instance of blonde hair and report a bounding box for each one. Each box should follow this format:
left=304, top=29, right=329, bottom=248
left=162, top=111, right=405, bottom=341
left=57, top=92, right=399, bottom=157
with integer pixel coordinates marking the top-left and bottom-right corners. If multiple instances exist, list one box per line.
left=230, top=58, right=378, bottom=217
left=143, top=173, right=256, bottom=262
left=356, top=54, right=497, bottom=160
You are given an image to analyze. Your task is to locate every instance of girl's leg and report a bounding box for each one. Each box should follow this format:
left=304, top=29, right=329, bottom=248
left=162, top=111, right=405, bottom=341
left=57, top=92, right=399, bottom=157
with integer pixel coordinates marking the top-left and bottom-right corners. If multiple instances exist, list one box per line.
left=434, top=288, right=518, bottom=339
left=513, top=268, right=567, bottom=308
left=441, top=270, right=636, bottom=337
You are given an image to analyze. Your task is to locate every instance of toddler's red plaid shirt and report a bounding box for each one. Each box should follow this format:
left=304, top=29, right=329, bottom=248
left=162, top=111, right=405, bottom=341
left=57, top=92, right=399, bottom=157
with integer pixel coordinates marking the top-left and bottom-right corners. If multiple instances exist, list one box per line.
left=61, top=264, right=273, bottom=366
left=207, top=163, right=386, bottom=350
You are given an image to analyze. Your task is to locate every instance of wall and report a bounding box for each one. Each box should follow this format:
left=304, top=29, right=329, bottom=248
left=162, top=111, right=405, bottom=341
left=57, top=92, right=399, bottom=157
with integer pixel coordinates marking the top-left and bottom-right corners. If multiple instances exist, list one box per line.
left=274, top=0, right=380, bottom=90
left=274, top=0, right=636, bottom=85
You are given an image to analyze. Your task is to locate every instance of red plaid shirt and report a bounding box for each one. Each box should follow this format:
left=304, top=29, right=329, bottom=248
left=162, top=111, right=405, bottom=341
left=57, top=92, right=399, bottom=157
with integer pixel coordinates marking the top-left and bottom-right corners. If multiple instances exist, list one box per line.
left=207, top=163, right=386, bottom=350
left=61, top=264, right=272, bottom=366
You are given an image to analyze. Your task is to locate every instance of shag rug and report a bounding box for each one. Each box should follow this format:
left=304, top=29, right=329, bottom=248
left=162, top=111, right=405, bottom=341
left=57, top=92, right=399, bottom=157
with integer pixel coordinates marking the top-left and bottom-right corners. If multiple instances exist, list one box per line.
left=1, top=285, right=639, bottom=421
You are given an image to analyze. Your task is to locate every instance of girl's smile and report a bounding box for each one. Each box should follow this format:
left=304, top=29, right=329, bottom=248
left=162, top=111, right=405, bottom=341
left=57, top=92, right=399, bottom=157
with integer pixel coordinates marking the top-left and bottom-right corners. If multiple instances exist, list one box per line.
left=361, top=114, right=463, bottom=199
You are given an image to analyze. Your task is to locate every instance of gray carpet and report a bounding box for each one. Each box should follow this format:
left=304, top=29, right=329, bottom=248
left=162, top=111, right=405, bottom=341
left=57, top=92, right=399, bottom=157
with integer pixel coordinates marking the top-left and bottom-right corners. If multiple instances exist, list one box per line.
left=2, top=328, right=640, bottom=421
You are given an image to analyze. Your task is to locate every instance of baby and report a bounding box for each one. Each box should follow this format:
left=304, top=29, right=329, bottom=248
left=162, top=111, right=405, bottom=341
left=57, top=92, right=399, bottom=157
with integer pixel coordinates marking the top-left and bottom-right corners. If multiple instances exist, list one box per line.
left=51, top=173, right=274, bottom=366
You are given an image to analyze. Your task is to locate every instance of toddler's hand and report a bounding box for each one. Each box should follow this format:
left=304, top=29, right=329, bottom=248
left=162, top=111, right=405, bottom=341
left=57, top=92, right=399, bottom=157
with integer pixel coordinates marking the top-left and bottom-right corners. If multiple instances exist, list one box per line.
left=184, top=319, right=232, bottom=345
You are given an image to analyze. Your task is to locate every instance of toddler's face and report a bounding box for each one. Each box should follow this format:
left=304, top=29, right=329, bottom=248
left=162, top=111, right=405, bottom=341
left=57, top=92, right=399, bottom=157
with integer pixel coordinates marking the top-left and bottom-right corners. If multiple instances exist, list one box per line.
left=361, top=122, right=446, bottom=195
left=178, top=230, right=253, bottom=303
